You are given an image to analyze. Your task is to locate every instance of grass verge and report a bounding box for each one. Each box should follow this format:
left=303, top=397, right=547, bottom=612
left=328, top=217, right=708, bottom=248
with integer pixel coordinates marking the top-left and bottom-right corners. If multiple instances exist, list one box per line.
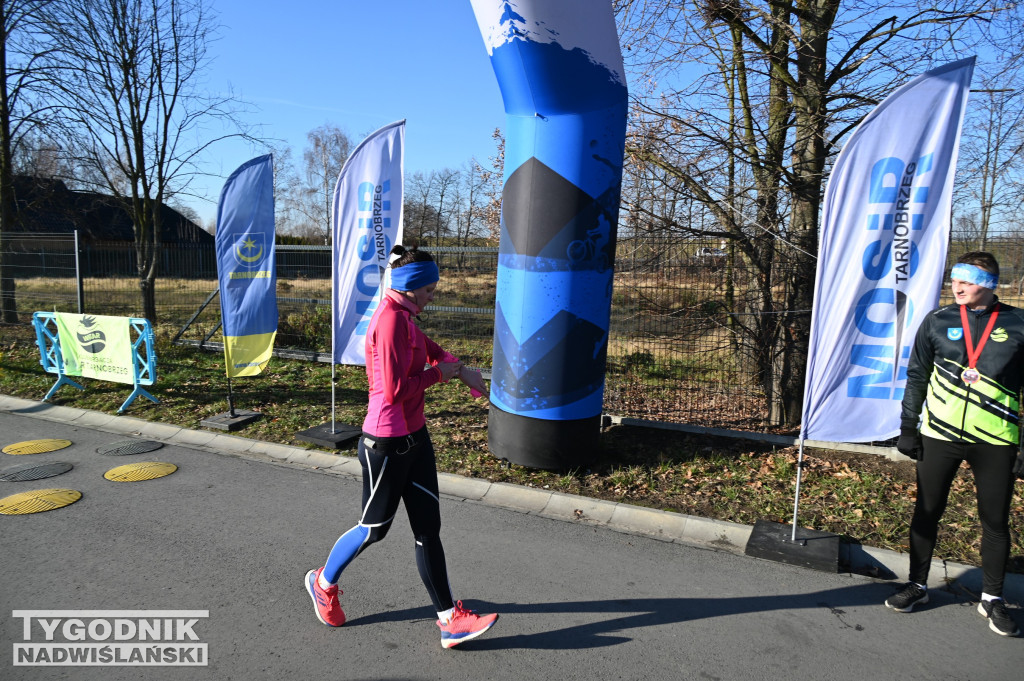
left=0, top=323, right=1020, bottom=574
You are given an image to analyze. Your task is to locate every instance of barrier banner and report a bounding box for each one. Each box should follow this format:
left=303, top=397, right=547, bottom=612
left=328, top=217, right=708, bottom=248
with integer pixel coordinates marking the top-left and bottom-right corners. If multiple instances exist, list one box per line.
left=332, top=120, right=405, bottom=365
left=802, top=57, right=975, bottom=442
left=54, top=313, right=133, bottom=383
left=215, top=154, right=278, bottom=378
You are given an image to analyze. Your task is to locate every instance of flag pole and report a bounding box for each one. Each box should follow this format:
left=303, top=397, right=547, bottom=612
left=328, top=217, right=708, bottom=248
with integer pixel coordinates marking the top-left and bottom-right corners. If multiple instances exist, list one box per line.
left=331, top=227, right=336, bottom=434
left=790, top=435, right=806, bottom=543
left=331, top=364, right=337, bottom=434
left=330, top=174, right=339, bottom=437
left=226, top=374, right=236, bottom=418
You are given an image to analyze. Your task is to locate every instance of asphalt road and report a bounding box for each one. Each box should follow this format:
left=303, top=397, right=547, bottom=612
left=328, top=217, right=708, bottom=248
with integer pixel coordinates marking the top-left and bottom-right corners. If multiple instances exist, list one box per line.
left=1, top=409, right=1021, bottom=681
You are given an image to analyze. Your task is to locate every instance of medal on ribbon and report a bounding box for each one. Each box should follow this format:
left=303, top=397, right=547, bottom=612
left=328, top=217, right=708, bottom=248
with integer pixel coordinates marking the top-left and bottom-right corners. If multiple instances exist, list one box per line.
left=958, top=303, right=1000, bottom=386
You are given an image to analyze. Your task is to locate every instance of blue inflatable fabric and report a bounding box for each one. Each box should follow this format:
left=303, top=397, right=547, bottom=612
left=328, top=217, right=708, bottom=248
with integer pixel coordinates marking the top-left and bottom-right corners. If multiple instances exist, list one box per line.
left=471, top=1, right=628, bottom=469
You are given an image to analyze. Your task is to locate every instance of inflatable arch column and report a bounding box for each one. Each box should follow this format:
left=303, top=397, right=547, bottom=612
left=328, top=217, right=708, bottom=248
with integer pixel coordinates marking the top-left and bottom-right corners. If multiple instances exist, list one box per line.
left=470, top=1, right=628, bottom=470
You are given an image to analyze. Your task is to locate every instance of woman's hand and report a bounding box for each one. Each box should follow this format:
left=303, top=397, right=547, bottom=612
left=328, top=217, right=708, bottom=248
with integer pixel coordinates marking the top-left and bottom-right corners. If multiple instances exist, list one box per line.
left=436, top=361, right=463, bottom=382
left=459, top=366, right=488, bottom=395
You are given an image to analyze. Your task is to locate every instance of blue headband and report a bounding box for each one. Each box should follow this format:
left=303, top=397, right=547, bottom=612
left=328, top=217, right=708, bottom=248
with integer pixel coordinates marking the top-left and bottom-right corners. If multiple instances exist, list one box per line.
left=390, top=260, right=439, bottom=291
left=950, top=263, right=998, bottom=290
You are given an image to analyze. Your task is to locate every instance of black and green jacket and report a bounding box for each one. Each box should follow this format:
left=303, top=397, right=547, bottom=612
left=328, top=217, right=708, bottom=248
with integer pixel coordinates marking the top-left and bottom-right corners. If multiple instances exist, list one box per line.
left=901, top=297, right=1024, bottom=446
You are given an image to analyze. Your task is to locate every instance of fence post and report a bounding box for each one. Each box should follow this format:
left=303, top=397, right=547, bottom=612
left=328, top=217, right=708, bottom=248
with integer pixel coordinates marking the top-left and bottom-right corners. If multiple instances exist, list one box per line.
left=75, top=229, right=84, bottom=313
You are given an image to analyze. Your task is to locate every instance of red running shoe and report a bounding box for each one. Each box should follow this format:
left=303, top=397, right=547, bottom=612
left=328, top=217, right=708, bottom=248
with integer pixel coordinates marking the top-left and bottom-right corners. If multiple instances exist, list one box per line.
left=304, top=567, right=345, bottom=627
left=437, top=601, right=498, bottom=649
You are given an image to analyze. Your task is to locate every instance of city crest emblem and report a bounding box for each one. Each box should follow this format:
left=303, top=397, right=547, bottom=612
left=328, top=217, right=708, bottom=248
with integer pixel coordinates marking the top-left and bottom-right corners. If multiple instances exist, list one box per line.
left=947, top=328, right=963, bottom=341
left=232, top=232, right=267, bottom=269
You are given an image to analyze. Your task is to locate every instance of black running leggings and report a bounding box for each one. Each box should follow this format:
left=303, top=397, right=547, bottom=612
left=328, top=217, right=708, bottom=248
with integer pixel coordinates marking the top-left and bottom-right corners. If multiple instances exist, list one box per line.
left=322, top=427, right=454, bottom=612
left=909, top=437, right=1016, bottom=596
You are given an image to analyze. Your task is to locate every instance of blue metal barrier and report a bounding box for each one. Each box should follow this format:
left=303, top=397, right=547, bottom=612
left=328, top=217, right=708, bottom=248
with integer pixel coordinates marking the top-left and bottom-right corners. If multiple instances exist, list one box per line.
left=32, top=312, right=159, bottom=413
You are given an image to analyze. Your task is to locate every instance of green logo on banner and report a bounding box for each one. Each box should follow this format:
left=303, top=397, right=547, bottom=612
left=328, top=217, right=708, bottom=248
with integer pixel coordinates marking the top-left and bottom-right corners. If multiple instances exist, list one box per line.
left=55, top=313, right=133, bottom=383
left=75, top=316, right=107, bottom=353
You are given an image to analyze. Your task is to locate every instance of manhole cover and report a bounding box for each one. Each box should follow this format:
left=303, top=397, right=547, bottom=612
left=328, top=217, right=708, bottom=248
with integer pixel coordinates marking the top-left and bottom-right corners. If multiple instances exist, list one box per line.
left=103, top=462, right=177, bottom=482
left=0, top=488, right=82, bottom=515
left=2, top=439, right=73, bottom=456
left=0, top=462, right=74, bottom=482
left=96, top=440, right=164, bottom=456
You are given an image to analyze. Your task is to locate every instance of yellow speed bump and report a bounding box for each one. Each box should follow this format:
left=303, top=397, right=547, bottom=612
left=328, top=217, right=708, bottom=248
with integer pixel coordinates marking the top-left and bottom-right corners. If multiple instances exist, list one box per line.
left=2, top=439, right=73, bottom=455
left=0, top=488, right=82, bottom=515
left=103, top=461, right=178, bottom=482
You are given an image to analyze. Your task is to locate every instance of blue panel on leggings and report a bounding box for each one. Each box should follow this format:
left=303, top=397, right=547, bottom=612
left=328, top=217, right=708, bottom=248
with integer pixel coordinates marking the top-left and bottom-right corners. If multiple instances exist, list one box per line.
left=323, top=524, right=370, bottom=583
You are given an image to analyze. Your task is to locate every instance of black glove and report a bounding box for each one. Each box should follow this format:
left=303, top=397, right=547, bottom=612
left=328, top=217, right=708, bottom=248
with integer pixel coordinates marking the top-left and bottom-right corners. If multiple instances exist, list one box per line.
left=896, top=428, right=923, bottom=461
left=1014, top=450, right=1024, bottom=479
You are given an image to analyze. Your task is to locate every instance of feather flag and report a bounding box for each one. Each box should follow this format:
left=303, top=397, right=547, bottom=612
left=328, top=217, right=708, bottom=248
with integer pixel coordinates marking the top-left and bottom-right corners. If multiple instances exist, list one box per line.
left=332, top=120, right=405, bottom=365
left=215, top=154, right=278, bottom=378
left=802, top=58, right=975, bottom=442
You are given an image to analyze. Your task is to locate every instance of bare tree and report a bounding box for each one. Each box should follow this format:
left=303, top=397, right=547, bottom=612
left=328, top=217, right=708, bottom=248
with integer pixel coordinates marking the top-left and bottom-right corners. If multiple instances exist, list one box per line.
left=997, top=225, right=1024, bottom=294
left=951, top=212, right=983, bottom=253
left=404, top=170, right=435, bottom=246
left=617, top=0, right=1014, bottom=425
left=263, top=142, right=302, bottom=237
left=454, top=158, right=490, bottom=248
left=46, top=0, right=250, bottom=323
left=955, top=61, right=1024, bottom=250
left=0, top=0, right=61, bottom=322
left=475, top=127, right=503, bottom=243
left=291, top=123, right=352, bottom=244
left=431, top=167, right=459, bottom=244
left=12, top=131, right=71, bottom=178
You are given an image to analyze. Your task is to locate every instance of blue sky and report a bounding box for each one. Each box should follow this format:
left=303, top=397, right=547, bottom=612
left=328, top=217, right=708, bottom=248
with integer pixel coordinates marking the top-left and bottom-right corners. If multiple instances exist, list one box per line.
left=187, top=0, right=506, bottom=226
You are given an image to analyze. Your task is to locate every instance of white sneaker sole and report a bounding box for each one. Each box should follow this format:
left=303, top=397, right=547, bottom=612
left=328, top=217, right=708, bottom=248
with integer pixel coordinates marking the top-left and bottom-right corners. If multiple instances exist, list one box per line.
left=304, top=570, right=329, bottom=625
left=440, top=615, right=498, bottom=649
left=885, top=592, right=928, bottom=613
left=305, top=569, right=346, bottom=627
left=977, top=602, right=1020, bottom=637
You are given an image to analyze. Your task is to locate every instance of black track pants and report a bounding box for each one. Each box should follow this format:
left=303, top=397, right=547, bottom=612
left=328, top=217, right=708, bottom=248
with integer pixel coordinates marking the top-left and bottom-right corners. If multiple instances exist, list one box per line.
left=908, top=437, right=1016, bottom=596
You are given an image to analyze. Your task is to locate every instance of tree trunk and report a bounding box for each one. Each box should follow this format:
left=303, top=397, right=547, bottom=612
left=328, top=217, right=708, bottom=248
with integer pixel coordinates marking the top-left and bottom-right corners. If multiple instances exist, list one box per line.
left=779, top=1, right=837, bottom=426
left=139, top=276, right=156, bottom=325
left=135, top=196, right=160, bottom=325
left=0, top=8, right=19, bottom=324
left=732, top=9, right=790, bottom=423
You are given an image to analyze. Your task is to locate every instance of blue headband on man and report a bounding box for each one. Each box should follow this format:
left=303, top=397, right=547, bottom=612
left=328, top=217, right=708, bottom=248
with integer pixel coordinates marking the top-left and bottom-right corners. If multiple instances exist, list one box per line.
left=390, top=260, right=439, bottom=291
left=950, top=263, right=998, bottom=290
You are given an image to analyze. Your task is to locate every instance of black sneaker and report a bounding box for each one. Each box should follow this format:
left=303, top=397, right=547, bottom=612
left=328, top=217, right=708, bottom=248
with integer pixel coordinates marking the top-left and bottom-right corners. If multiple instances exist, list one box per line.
left=977, top=599, right=1020, bottom=637
left=885, top=582, right=929, bottom=612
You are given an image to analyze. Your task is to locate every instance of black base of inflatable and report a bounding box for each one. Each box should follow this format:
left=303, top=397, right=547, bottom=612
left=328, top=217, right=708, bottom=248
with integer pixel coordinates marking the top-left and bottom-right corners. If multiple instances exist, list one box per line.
left=488, top=405, right=599, bottom=471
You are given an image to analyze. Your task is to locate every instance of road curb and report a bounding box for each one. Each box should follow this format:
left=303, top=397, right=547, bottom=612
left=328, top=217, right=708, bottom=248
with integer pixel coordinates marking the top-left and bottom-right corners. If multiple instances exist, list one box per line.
left=1, top=393, right=1020, bottom=603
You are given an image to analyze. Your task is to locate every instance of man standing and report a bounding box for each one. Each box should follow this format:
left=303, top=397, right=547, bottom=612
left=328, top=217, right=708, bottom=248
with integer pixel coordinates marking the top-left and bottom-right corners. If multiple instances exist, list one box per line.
left=888, top=251, right=1024, bottom=637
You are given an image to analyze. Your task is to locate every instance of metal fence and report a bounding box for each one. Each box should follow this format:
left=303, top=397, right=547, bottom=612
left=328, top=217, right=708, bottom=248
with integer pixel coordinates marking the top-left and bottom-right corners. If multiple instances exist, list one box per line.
left=7, top=231, right=1024, bottom=439
left=0, top=232, right=779, bottom=431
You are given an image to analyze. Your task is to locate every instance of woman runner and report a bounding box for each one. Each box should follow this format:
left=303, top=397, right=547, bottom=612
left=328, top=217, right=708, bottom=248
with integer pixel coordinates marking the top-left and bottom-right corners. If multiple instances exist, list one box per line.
left=304, top=245, right=498, bottom=648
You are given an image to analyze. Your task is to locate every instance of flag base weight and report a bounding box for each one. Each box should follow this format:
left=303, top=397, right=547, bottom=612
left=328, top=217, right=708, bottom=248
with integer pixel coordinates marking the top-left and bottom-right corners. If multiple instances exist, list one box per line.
left=744, top=519, right=839, bottom=573
left=200, top=410, right=262, bottom=432
left=294, top=423, right=361, bottom=450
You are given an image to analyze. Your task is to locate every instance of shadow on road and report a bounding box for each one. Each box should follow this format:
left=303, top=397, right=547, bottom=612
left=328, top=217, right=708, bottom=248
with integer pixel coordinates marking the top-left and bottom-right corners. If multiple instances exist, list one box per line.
left=344, top=582, right=924, bottom=650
